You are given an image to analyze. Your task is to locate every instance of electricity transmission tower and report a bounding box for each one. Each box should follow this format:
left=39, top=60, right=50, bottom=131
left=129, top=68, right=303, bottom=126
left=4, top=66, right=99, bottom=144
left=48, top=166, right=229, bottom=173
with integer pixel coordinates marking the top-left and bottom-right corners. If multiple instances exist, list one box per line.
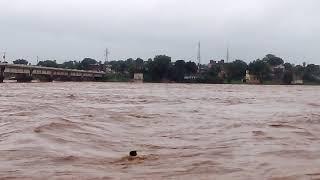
left=105, top=48, right=109, bottom=62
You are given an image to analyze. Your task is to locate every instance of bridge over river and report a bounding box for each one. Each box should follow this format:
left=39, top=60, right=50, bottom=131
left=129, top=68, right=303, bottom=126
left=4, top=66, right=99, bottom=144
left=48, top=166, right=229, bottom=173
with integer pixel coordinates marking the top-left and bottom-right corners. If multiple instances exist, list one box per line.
left=0, top=63, right=105, bottom=82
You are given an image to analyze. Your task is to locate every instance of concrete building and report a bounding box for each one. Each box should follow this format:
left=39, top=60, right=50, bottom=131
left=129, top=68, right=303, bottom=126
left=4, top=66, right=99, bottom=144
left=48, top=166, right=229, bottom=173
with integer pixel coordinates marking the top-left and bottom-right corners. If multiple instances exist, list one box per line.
left=184, top=75, right=197, bottom=80
left=218, top=60, right=225, bottom=64
left=133, top=73, right=144, bottom=82
left=292, top=74, right=304, bottom=85
left=208, top=60, right=217, bottom=68
left=245, top=70, right=260, bottom=84
left=208, top=59, right=225, bottom=69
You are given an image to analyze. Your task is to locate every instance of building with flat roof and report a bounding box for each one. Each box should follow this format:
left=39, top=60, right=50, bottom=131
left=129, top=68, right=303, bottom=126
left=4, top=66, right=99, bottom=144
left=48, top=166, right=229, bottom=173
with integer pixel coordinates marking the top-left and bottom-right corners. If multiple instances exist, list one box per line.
left=133, top=73, right=144, bottom=83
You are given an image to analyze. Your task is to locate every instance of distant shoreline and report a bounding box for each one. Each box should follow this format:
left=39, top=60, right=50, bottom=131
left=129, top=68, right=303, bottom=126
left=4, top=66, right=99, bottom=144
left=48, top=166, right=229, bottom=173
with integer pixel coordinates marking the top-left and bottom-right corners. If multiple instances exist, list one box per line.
left=2, top=79, right=320, bottom=86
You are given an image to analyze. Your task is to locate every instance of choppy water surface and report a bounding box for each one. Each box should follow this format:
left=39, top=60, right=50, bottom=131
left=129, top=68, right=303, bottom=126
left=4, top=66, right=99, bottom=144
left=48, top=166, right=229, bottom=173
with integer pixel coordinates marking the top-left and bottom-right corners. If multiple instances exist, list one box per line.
left=0, top=82, right=320, bottom=179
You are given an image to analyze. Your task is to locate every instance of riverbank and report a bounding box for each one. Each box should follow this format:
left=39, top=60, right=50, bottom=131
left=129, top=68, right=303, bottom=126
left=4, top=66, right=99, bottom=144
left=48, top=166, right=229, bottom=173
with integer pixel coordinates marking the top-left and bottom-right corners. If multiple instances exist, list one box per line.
left=99, top=77, right=320, bottom=86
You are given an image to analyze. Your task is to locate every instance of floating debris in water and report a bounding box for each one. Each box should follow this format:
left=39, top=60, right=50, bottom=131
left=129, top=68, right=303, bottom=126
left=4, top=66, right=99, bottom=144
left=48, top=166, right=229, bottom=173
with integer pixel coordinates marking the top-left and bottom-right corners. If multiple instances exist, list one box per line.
left=130, top=151, right=137, bottom=157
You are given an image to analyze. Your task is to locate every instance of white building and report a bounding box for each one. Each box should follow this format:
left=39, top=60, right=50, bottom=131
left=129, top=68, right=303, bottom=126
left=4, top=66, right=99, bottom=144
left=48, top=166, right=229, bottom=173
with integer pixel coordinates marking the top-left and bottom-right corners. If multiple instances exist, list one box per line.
left=133, top=73, right=144, bottom=82
left=245, top=70, right=260, bottom=84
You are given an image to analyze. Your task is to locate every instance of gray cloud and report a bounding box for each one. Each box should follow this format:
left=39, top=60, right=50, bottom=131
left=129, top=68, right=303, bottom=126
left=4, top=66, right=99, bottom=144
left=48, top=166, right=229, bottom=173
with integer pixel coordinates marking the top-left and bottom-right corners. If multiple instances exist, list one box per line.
left=0, top=0, right=319, bottom=64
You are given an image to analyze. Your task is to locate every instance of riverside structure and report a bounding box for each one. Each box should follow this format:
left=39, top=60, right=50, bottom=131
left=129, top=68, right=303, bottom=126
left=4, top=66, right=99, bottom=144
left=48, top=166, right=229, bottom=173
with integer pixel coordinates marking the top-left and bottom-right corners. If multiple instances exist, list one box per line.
left=0, top=63, right=105, bottom=82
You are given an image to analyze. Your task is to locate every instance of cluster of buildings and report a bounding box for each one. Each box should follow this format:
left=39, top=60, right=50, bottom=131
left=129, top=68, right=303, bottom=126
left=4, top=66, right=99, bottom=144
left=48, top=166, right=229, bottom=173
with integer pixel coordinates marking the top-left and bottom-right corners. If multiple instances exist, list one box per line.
left=85, top=63, right=112, bottom=73
left=207, top=60, right=225, bottom=69
left=245, top=63, right=304, bottom=84
left=184, top=59, right=227, bottom=81
left=186, top=58, right=304, bottom=84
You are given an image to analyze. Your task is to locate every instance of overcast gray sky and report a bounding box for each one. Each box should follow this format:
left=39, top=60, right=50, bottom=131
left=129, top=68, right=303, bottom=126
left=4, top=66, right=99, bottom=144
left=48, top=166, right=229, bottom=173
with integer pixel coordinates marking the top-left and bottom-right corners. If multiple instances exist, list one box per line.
left=0, top=0, right=319, bottom=64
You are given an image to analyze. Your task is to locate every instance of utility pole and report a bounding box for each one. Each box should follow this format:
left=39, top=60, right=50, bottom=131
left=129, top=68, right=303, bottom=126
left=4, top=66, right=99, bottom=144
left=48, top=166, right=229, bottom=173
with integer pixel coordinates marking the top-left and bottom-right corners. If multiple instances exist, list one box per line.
left=2, top=52, right=6, bottom=63
left=197, top=42, right=201, bottom=72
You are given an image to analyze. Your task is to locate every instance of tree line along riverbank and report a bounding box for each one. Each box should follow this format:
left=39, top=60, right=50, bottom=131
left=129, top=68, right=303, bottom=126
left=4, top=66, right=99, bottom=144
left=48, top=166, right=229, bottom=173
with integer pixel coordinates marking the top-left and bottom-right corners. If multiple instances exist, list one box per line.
left=8, top=54, right=320, bottom=85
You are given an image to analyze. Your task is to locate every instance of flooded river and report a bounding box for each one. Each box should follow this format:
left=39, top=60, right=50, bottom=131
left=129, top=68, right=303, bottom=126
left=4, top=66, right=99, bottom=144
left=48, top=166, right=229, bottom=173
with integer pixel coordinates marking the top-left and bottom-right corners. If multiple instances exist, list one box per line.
left=0, top=82, right=320, bottom=179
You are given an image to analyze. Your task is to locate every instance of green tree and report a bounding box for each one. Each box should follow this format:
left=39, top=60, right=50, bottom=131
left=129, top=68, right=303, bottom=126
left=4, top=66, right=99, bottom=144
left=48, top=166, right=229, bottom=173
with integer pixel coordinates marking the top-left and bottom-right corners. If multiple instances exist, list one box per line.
left=303, top=62, right=307, bottom=67
left=126, top=58, right=136, bottom=75
left=170, top=60, right=186, bottom=82
left=185, top=61, right=198, bottom=75
left=37, top=60, right=58, bottom=68
left=284, top=63, right=293, bottom=71
left=304, top=64, right=320, bottom=82
left=146, top=55, right=171, bottom=82
left=13, top=59, right=28, bottom=65
left=225, top=60, right=248, bottom=82
left=135, top=58, right=144, bottom=73
left=60, top=61, right=81, bottom=69
left=305, top=64, right=320, bottom=75
left=81, top=58, right=97, bottom=70
left=283, top=71, right=293, bottom=84
left=293, top=65, right=304, bottom=77
left=263, top=54, right=284, bottom=66
left=200, top=65, right=223, bottom=84
left=109, top=60, right=122, bottom=73
left=248, top=59, right=272, bottom=83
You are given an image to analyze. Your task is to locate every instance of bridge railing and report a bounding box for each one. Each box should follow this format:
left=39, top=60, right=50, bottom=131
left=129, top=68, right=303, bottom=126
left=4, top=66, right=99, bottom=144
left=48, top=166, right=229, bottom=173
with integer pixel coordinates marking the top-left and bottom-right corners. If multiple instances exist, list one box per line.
left=0, top=63, right=104, bottom=75
left=0, top=63, right=105, bottom=82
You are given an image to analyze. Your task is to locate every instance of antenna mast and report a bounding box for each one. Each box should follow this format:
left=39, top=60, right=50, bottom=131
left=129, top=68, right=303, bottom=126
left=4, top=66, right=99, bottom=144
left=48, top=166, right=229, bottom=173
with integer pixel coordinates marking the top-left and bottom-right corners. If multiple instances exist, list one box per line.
left=197, top=41, right=201, bottom=72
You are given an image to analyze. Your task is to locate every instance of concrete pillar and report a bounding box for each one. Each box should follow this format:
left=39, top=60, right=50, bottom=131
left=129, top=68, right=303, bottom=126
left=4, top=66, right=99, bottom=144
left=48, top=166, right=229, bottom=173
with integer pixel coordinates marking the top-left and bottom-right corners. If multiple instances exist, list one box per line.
left=16, top=74, right=32, bottom=82
left=37, top=75, right=53, bottom=82
left=81, top=73, right=85, bottom=82
left=0, top=67, right=5, bottom=83
left=16, top=69, right=32, bottom=82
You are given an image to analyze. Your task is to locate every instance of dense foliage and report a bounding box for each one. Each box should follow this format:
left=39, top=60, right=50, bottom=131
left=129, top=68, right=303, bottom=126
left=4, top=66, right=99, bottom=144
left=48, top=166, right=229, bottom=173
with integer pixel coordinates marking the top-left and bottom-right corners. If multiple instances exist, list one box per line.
left=13, top=59, right=29, bottom=65
left=37, top=58, right=99, bottom=70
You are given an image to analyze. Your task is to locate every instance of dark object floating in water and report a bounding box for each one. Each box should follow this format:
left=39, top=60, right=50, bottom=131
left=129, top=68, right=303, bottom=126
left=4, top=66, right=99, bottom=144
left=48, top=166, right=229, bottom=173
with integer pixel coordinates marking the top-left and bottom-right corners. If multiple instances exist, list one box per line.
left=130, top=151, right=137, bottom=157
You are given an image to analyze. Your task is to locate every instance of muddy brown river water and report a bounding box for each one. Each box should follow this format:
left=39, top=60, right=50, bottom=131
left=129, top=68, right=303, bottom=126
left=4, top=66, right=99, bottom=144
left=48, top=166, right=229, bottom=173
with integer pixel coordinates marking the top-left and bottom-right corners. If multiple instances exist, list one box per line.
left=0, top=82, right=320, bottom=180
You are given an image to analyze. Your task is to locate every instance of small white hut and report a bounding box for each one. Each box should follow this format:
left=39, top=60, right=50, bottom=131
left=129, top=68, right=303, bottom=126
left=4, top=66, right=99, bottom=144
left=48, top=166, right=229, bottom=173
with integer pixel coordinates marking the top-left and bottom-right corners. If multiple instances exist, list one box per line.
left=133, top=73, right=144, bottom=83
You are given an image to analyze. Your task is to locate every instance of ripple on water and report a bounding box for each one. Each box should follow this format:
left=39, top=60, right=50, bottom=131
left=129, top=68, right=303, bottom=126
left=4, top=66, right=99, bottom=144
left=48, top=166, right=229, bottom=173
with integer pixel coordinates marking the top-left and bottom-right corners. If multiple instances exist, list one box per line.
left=0, top=83, right=319, bottom=179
